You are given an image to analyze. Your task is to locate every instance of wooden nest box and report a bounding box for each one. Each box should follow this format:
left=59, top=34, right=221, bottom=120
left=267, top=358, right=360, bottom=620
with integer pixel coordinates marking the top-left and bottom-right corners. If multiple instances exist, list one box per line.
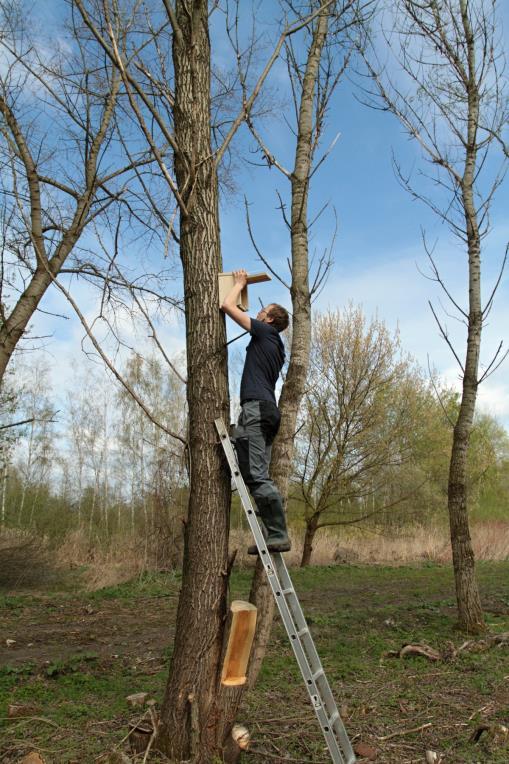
left=218, top=272, right=271, bottom=312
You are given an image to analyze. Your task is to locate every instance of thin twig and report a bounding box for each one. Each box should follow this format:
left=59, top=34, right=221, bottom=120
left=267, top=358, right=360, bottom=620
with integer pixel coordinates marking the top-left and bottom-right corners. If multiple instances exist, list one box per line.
left=244, top=197, right=290, bottom=289
left=377, top=721, right=432, bottom=741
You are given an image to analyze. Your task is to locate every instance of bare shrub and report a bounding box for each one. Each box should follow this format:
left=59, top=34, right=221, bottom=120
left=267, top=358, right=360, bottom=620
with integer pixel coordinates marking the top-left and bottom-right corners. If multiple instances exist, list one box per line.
left=0, top=529, right=56, bottom=589
left=56, top=522, right=184, bottom=591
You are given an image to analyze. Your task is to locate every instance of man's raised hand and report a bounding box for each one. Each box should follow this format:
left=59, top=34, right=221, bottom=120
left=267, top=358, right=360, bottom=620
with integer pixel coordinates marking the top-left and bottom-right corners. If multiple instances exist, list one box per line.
left=233, top=269, right=248, bottom=288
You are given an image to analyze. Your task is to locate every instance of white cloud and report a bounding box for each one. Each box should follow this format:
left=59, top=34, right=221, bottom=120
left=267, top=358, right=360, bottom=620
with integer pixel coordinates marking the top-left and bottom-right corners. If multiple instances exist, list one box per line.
left=15, top=273, right=186, bottom=402
left=317, top=233, right=509, bottom=426
left=477, top=382, right=509, bottom=420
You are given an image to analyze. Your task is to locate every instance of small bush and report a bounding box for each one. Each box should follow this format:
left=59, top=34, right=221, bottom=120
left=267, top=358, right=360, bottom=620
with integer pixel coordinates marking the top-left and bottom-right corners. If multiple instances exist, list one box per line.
left=0, top=528, right=56, bottom=589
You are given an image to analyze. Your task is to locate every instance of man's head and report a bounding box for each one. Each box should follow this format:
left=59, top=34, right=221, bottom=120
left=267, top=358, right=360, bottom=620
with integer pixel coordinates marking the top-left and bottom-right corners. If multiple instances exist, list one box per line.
left=257, top=303, right=289, bottom=333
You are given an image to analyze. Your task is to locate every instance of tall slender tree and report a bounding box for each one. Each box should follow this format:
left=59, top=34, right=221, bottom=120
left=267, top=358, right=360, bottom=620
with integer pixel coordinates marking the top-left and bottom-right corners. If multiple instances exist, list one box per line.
left=361, top=0, right=508, bottom=631
left=230, top=0, right=368, bottom=683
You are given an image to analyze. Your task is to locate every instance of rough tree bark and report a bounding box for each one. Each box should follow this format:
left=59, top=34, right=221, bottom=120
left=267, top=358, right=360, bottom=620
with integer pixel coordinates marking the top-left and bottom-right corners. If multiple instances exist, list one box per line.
left=301, top=512, right=320, bottom=567
left=155, top=3, right=232, bottom=759
left=248, top=1, right=332, bottom=684
left=361, top=0, right=508, bottom=632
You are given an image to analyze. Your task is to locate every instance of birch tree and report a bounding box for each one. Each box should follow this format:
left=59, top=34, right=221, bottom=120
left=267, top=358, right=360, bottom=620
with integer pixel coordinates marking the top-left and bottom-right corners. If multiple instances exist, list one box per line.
left=14, top=362, right=55, bottom=527
left=361, top=0, right=508, bottom=631
left=0, top=365, right=20, bottom=528
left=115, top=353, right=186, bottom=540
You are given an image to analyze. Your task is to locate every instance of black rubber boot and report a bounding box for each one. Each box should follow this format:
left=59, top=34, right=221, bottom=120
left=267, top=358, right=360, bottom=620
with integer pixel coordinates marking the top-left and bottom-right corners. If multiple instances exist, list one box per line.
left=248, top=496, right=291, bottom=554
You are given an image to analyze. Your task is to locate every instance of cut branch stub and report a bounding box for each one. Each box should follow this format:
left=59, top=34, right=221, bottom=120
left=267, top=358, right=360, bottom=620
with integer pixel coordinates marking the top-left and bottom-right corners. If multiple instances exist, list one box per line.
left=386, top=643, right=441, bottom=661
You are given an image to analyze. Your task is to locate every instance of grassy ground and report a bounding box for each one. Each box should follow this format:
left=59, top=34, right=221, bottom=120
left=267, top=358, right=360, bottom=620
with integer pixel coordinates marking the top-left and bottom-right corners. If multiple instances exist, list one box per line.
left=0, top=562, right=508, bottom=763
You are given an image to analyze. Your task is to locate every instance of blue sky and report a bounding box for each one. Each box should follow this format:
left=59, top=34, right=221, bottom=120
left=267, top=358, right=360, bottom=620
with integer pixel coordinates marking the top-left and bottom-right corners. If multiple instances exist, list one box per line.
left=17, top=0, right=509, bottom=427
left=218, top=1, right=509, bottom=423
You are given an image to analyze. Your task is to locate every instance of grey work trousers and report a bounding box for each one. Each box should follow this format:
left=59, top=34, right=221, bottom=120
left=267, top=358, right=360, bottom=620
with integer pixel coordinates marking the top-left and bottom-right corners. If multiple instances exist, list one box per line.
left=234, top=400, right=288, bottom=538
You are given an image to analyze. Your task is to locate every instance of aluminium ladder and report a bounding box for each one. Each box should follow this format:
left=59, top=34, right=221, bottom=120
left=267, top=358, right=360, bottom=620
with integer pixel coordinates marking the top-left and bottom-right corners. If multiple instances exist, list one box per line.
left=215, top=418, right=356, bottom=764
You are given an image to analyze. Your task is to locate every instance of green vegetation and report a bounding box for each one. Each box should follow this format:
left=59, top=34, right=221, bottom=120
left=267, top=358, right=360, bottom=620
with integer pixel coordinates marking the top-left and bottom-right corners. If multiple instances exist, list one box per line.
left=1, top=563, right=508, bottom=763
left=4, top=348, right=509, bottom=568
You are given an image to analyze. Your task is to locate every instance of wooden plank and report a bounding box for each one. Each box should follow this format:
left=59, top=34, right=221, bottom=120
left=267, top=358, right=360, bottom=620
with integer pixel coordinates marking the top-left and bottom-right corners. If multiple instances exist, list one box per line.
left=246, top=272, right=271, bottom=284
left=221, top=600, right=258, bottom=686
left=219, top=271, right=271, bottom=285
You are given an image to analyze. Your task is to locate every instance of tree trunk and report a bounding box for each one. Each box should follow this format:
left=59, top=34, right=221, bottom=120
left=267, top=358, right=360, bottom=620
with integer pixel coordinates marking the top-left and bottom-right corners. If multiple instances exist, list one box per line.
left=448, top=405, right=484, bottom=632
left=246, top=561, right=275, bottom=687
left=448, top=1, right=484, bottom=634
left=301, top=515, right=319, bottom=567
left=1, top=464, right=7, bottom=527
left=448, top=227, right=484, bottom=632
left=0, top=244, right=70, bottom=386
left=448, top=206, right=484, bottom=632
left=156, top=3, right=233, bottom=760
left=247, top=3, right=330, bottom=687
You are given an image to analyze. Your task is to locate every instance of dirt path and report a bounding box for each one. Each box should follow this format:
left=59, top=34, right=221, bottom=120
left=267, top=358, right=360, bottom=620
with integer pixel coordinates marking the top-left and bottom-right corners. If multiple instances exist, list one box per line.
left=0, top=589, right=178, bottom=670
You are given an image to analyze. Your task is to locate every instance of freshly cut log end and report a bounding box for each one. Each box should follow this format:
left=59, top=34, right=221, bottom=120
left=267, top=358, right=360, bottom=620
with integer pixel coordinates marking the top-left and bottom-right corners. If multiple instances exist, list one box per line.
left=126, top=691, right=149, bottom=707
left=232, top=724, right=250, bottom=750
left=221, top=600, right=257, bottom=686
left=223, top=724, right=251, bottom=763
left=222, top=675, right=247, bottom=686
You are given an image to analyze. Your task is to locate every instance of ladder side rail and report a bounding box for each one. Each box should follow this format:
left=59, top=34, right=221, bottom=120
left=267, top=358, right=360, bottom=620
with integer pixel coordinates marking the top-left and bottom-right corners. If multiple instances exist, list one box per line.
left=216, top=419, right=276, bottom=562
left=266, top=593, right=347, bottom=764
left=274, top=554, right=356, bottom=762
left=275, top=554, right=333, bottom=671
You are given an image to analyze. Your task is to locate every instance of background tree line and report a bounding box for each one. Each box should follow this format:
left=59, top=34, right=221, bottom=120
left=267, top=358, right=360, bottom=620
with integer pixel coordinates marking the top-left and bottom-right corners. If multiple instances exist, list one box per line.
left=2, top=305, right=508, bottom=566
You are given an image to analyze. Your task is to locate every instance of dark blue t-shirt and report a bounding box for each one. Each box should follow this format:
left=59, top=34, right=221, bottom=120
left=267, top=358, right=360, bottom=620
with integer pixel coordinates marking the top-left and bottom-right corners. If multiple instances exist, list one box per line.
left=240, top=318, right=285, bottom=405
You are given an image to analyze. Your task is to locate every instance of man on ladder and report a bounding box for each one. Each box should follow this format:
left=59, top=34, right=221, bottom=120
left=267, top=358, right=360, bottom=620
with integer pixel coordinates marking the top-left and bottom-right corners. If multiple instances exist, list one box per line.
left=221, top=269, right=291, bottom=554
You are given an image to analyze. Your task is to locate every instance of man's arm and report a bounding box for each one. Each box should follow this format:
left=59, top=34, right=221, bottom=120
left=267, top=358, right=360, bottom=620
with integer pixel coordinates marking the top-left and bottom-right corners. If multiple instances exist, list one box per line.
left=220, top=269, right=251, bottom=331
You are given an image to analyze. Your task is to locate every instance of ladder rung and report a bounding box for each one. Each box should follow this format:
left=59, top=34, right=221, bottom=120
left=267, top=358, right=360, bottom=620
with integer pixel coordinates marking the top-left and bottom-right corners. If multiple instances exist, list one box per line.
left=297, top=626, right=309, bottom=638
left=312, top=668, right=324, bottom=682
left=282, top=587, right=294, bottom=596
left=329, top=710, right=340, bottom=725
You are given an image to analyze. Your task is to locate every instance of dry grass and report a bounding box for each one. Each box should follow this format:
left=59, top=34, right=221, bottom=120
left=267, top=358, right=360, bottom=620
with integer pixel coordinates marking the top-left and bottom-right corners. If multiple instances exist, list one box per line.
left=56, top=523, right=183, bottom=590
left=56, top=530, right=145, bottom=589
left=4, top=518, right=508, bottom=592
left=230, top=520, right=509, bottom=567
